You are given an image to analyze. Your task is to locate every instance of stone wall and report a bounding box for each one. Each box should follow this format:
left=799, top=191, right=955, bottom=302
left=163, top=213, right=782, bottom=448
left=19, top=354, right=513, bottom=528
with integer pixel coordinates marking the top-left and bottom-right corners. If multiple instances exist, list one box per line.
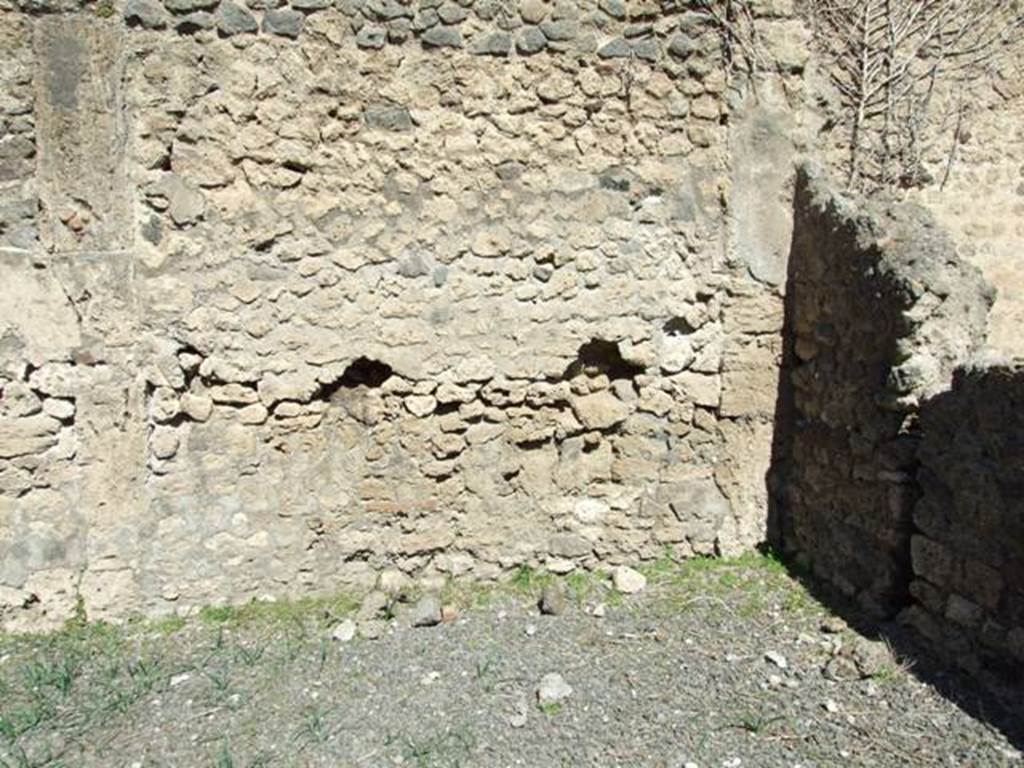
left=771, top=166, right=993, bottom=617
left=2, top=0, right=1021, bottom=692
left=768, top=164, right=1024, bottom=689
left=0, top=9, right=36, bottom=250
left=906, top=362, right=1024, bottom=684
left=907, top=78, right=1024, bottom=361
left=0, top=0, right=806, bottom=629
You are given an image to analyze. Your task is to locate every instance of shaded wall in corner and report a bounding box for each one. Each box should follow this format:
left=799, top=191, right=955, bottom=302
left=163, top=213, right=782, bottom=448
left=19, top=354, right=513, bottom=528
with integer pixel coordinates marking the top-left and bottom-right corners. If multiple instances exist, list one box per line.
left=907, top=362, right=1024, bottom=685
left=769, top=165, right=993, bottom=618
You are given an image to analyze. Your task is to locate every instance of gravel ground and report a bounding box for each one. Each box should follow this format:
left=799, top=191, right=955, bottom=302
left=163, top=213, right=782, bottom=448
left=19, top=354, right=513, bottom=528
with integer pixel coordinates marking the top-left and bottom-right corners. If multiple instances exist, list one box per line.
left=1, top=555, right=1021, bottom=768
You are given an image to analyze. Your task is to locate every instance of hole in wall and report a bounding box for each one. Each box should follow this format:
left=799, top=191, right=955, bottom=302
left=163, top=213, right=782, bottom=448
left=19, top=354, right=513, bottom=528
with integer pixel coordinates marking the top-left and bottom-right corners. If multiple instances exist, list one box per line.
left=663, top=317, right=696, bottom=336
left=318, top=357, right=394, bottom=421
left=336, top=357, right=394, bottom=389
left=282, top=159, right=310, bottom=174
left=599, top=168, right=633, bottom=193
left=516, top=437, right=553, bottom=451
left=563, top=339, right=644, bottom=381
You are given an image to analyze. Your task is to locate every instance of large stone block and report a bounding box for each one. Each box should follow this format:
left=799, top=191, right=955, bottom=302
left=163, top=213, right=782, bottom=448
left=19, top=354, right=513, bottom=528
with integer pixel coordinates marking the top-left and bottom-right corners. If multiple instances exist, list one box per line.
left=0, top=251, right=82, bottom=370
left=35, top=15, right=130, bottom=252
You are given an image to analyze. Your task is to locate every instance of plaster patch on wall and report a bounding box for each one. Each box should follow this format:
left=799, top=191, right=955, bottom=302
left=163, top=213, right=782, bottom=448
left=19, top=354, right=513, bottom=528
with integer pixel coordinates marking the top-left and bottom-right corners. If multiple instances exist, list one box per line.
left=35, top=16, right=131, bottom=253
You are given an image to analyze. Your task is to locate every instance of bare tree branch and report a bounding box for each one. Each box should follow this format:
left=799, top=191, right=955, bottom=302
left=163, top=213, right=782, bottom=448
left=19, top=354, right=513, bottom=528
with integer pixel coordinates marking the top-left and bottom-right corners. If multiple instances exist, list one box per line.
left=802, top=0, right=1024, bottom=189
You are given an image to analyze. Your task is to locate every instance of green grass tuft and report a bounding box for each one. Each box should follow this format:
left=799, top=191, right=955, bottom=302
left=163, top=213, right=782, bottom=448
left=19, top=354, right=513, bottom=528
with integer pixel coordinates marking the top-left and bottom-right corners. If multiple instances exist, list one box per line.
left=211, top=738, right=236, bottom=768
left=508, top=564, right=553, bottom=594
left=197, top=593, right=359, bottom=631
left=152, top=616, right=187, bottom=636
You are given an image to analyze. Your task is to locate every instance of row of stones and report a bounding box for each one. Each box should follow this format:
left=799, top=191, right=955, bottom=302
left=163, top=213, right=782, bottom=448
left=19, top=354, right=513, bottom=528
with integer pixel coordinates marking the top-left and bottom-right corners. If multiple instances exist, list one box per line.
left=0, top=376, right=78, bottom=498
left=138, top=94, right=725, bottom=256
left=0, top=380, right=76, bottom=459
left=122, top=0, right=717, bottom=63
left=143, top=354, right=723, bottom=464
left=140, top=359, right=730, bottom=580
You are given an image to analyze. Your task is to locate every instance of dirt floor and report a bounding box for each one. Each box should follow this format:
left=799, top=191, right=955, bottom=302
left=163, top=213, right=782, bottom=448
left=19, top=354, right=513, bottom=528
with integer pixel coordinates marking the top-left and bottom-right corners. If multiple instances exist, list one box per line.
left=1, top=554, right=1021, bottom=768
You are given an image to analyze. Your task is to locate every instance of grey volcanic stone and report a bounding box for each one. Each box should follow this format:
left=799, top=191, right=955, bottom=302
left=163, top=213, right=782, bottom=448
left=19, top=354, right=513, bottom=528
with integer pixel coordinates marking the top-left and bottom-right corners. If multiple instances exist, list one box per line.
left=365, top=0, right=411, bottom=20
left=549, top=533, right=591, bottom=558
left=356, top=24, right=387, bottom=48
left=624, top=23, right=652, bottom=38
left=421, top=25, right=463, bottom=48
left=437, top=2, right=468, bottom=24
left=387, top=19, right=412, bottom=43
left=632, top=38, right=659, bottom=62
left=165, top=0, right=217, bottom=13
left=496, top=161, right=524, bottom=181
left=175, top=11, right=215, bottom=32
left=516, top=26, right=546, bottom=54
left=125, top=0, right=168, bottom=28
left=540, top=583, right=567, bottom=616
left=262, top=8, right=303, bottom=37
left=669, top=34, right=697, bottom=59
left=365, top=104, right=413, bottom=132
left=410, top=594, right=443, bottom=627
left=533, top=264, right=554, bottom=282
left=539, top=19, right=576, bottom=41
left=412, top=9, right=439, bottom=31
left=292, top=0, right=330, bottom=10
left=470, top=31, right=511, bottom=56
left=398, top=253, right=430, bottom=278
left=679, top=12, right=709, bottom=35
left=597, top=36, right=629, bottom=58
left=215, top=1, right=257, bottom=34
left=475, top=0, right=501, bottom=20
left=598, top=0, right=625, bottom=19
